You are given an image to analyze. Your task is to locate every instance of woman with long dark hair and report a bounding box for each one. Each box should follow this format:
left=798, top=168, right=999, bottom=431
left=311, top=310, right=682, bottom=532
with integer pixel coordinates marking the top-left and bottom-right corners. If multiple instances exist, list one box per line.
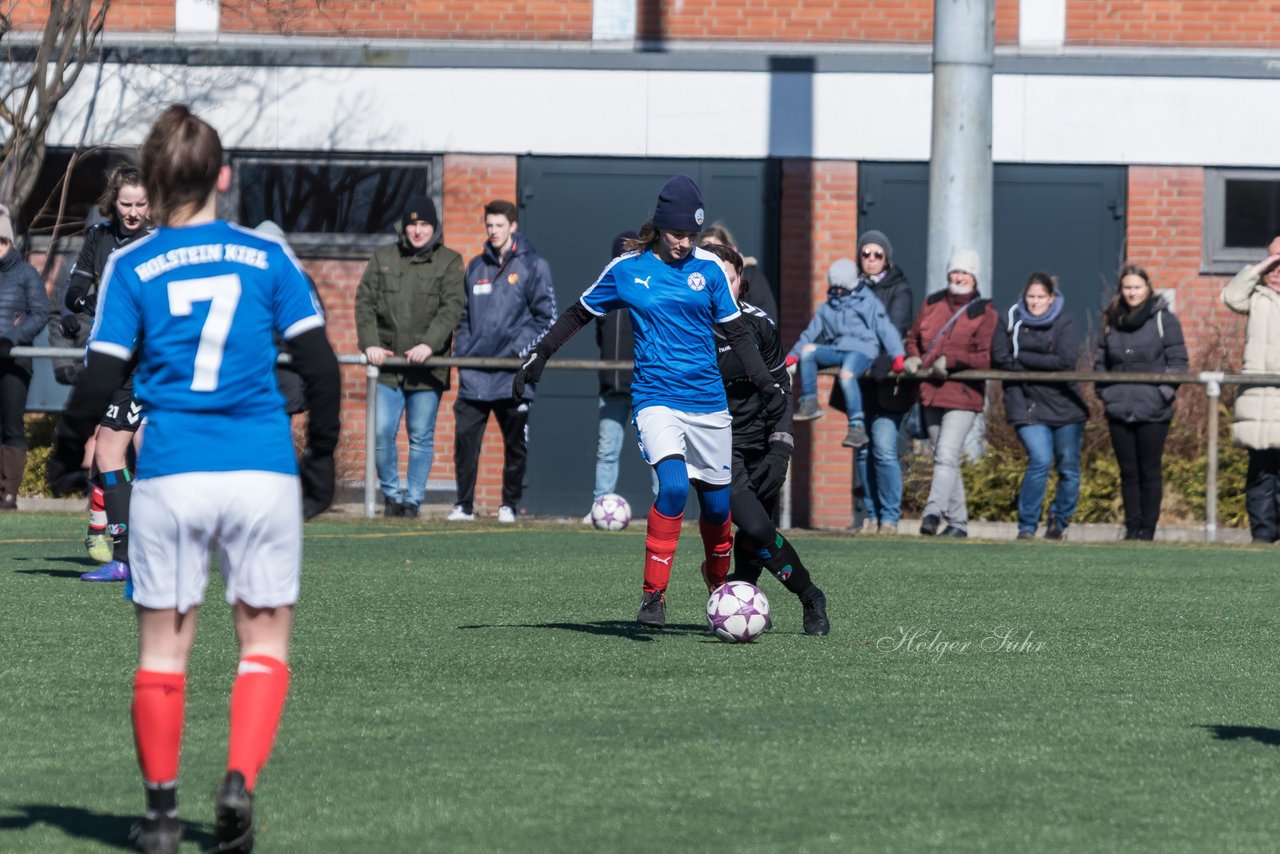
left=1093, top=264, right=1188, bottom=540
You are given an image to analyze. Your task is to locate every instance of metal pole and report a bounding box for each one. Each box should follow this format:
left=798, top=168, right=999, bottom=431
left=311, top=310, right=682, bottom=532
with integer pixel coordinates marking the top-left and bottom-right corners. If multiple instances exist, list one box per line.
left=1203, top=372, right=1224, bottom=544
left=365, top=364, right=379, bottom=519
left=928, top=0, right=995, bottom=297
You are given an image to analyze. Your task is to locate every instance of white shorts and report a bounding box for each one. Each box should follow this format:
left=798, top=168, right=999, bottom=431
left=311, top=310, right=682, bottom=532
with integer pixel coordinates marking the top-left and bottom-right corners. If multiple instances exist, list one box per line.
left=635, top=406, right=733, bottom=486
left=129, top=471, right=303, bottom=613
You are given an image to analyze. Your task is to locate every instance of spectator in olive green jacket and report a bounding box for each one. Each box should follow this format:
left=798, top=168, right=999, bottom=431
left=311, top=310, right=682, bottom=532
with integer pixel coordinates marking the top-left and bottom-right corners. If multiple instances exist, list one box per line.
left=355, top=195, right=466, bottom=517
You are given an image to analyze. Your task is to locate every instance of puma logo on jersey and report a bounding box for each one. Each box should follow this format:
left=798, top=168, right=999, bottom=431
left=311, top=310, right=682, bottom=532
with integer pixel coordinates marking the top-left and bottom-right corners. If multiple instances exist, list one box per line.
left=649, top=555, right=672, bottom=565
left=634, top=276, right=651, bottom=289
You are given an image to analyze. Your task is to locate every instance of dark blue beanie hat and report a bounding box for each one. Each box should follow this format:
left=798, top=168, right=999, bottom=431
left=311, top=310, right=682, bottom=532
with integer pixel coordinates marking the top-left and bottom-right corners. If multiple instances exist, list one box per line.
left=651, top=174, right=706, bottom=233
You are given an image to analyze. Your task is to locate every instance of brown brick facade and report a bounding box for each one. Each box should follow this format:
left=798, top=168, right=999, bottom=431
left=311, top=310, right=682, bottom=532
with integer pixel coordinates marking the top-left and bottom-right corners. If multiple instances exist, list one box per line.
left=218, top=0, right=593, bottom=40
left=1066, top=1, right=1280, bottom=47
left=1124, top=166, right=1239, bottom=370
left=776, top=159, right=861, bottom=530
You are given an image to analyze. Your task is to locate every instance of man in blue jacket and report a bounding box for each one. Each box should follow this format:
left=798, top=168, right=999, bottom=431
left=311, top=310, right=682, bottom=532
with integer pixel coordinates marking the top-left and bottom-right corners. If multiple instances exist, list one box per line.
left=449, top=200, right=556, bottom=523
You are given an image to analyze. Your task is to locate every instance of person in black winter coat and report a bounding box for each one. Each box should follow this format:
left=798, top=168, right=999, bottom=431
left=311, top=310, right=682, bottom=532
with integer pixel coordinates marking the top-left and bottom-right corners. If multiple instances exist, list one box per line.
left=60, top=165, right=153, bottom=579
left=992, top=272, right=1089, bottom=540
left=853, top=229, right=913, bottom=534
left=0, top=206, right=49, bottom=509
left=1093, top=264, right=1189, bottom=540
left=450, top=199, right=556, bottom=523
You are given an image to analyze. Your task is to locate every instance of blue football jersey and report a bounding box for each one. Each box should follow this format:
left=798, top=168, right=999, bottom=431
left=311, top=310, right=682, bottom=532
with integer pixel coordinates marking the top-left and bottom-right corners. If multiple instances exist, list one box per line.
left=581, top=246, right=740, bottom=414
left=90, top=221, right=325, bottom=478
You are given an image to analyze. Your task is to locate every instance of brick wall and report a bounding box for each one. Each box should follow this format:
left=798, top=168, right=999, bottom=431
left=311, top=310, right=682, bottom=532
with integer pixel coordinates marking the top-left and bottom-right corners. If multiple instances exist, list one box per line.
left=1066, top=1, right=1280, bottom=47
left=777, top=159, right=860, bottom=530
left=9, top=2, right=174, bottom=32
left=639, top=0, right=1019, bottom=44
left=1124, top=166, right=1240, bottom=369
left=218, top=0, right=593, bottom=40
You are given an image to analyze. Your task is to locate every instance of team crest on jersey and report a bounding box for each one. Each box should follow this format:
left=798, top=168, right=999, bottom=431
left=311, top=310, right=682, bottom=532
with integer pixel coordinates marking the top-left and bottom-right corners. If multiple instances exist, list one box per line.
left=687, top=272, right=707, bottom=291
left=507, top=273, right=519, bottom=284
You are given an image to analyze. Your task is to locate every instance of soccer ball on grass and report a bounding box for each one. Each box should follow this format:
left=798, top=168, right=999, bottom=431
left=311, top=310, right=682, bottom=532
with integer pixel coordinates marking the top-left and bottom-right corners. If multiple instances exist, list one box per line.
left=706, top=581, right=770, bottom=643
left=590, top=493, right=631, bottom=531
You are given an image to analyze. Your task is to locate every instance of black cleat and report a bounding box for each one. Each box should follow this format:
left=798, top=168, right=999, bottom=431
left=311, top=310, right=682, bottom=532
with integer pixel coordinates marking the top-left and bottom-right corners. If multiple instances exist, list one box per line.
left=919, top=514, right=941, bottom=536
left=637, top=591, right=666, bottom=628
left=801, top=590, right=830, bottom=636
left=212, top=771, right=255, bottom=853
left=938, top=526, right=968, bottom=538
left=130, top=813, right=182, bottom=854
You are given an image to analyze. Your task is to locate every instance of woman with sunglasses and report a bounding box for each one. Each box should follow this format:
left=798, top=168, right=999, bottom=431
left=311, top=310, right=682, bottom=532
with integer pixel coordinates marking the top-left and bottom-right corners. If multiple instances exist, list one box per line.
left=851, top=230, right=914, bottom=534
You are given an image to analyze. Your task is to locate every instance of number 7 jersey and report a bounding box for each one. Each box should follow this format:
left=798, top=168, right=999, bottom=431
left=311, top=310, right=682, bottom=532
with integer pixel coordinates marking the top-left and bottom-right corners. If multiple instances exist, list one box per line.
left=89, top=220, right=325, bottom=479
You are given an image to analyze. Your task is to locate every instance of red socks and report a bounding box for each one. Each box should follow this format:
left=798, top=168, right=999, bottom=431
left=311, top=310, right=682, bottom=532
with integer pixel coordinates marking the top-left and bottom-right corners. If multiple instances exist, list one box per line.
left=133, top=670, right=186, bottom=785
left=88, top=482, right=106, bottom=533
left=699, top=516, right=733, bottom=591
left=227, top=655, right=290, bottom=791
left=643, top=507, right=683, bottom=593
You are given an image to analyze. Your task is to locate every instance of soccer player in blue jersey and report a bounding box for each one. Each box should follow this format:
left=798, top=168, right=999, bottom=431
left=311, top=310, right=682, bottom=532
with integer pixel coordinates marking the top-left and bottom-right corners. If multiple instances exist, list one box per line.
left=47, top=105, right=341, bottom=854
left=513, top=174, right=786, bottom=628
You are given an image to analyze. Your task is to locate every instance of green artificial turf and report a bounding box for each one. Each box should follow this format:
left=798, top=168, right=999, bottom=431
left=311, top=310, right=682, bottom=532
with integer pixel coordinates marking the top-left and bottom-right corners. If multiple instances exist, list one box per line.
left=3, top=513, right=1280, bottom=852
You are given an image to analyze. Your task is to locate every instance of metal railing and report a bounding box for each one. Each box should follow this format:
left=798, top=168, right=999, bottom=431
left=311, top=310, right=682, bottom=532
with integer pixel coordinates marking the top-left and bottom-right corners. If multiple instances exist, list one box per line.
left=17, top=345, right=1273, bottom=541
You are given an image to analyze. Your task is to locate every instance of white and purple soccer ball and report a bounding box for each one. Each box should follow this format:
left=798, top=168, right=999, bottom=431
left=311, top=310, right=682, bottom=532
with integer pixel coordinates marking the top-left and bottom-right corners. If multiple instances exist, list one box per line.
left=706, top=581, right=771, bottom=643
left=590, top=493, right=631, bottom=531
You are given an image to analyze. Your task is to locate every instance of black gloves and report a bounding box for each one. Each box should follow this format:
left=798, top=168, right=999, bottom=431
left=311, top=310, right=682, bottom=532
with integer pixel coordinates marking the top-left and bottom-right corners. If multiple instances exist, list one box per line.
left=60, top=314, right=81, bottom=338
left=761, top=382, right=788, bottom=424
left=751, top=436, right=794, bottom=504
left=300, top=448, right=335, bottom=520
left=512, top=352, right=546, bottom=400
left=64, top=285, right=91, bottom=315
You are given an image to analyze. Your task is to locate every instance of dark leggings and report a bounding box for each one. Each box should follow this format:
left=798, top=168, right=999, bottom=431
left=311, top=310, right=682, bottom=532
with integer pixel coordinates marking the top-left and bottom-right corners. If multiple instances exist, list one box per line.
left=1107, top=419, right=1169, bottom=538
left=0, top=364, right=30, bottom=448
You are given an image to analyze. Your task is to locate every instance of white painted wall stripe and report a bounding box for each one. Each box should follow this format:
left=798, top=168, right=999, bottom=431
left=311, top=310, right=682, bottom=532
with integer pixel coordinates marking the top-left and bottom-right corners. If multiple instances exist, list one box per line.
left=1019, top=0, right=1065, bottom=49
left=44, top=63, right=1280, bottom=168
left=175, top=0, right=219, bottom=34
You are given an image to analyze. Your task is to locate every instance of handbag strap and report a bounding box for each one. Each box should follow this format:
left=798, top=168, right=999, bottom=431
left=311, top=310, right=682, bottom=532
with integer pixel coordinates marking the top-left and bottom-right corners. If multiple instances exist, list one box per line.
left=922, top=302, right=971, bottom=362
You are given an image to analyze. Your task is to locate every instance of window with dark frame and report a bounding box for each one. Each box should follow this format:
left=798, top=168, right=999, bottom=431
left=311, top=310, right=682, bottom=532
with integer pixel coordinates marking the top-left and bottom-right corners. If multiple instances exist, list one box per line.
left=231, top=155, right=440, bottom=251
left=1205, top=169, right=1280, bottom=272
left=20, top=148, right=130, bottom=238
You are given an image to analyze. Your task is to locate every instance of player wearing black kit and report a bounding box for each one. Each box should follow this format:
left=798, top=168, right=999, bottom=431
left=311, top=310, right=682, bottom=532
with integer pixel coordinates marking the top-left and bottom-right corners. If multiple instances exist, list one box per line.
left=703, top=243, right=829, bottom=635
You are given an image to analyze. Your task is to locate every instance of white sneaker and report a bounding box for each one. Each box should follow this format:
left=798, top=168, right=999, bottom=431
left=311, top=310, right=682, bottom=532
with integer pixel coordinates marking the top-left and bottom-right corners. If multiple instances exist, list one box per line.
left=447, top=505, right=475, bottom=522
left=581, top=511, right=594, bottom=525
left=497, top=505, right=517, bottom=524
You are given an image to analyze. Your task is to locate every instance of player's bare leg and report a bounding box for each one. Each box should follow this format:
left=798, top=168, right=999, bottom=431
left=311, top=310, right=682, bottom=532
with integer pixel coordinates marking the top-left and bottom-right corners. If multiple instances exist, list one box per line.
left=130, top=606, right=198, bottom=853
left=215, top=602, right=294, bottom=853
left=82, top=426, right=136, bottom=581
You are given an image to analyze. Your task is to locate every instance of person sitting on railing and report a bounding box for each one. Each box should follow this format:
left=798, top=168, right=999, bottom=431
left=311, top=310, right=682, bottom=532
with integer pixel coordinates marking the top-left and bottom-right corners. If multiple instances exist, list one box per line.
left=902, top=250, right=997, bottom=539
left=787, top=257, right=905, bottom=450
left=1221, top=237, right=1280, bottom=544
left=992, top=272, right=1089, bottom=541
left=1093, top=264, right=1188, bottom=541
left=355, top=194, right=466, bottom=519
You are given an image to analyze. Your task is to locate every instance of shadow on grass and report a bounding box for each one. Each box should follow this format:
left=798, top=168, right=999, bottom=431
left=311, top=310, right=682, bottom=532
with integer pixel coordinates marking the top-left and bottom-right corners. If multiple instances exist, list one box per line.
left=459, top=620, right=709, bottom=641
left=0, top=803, right=213, bottom=850
left=15, top=568, right=91, bottom=579
left=1198, top=724, right=1280, bottom=746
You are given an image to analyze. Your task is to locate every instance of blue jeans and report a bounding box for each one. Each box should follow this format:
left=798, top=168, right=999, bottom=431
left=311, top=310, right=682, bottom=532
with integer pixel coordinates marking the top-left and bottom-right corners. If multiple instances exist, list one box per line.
left=1015, top=422, right=1084, bottom=534
left=594, top=393, right=630, bottom=500
left=375, top=383, right=442, bottom=507
left=798, top=346, right=871, bottom=422
left=856, top=411, right=904, bottom=524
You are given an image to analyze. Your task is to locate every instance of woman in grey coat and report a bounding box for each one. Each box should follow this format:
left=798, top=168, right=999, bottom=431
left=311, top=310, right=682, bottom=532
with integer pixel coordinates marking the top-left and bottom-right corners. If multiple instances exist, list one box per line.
left=0, top=206, right=50, bottom=509
left=1093, top=264, right=1188, bottom=540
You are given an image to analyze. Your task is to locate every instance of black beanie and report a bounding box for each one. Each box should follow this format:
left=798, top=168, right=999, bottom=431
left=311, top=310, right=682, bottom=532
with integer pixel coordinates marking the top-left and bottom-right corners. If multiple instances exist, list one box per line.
left=402, top=195, right=439, bottom=230
left=651, top=174, right=706, bottom=233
